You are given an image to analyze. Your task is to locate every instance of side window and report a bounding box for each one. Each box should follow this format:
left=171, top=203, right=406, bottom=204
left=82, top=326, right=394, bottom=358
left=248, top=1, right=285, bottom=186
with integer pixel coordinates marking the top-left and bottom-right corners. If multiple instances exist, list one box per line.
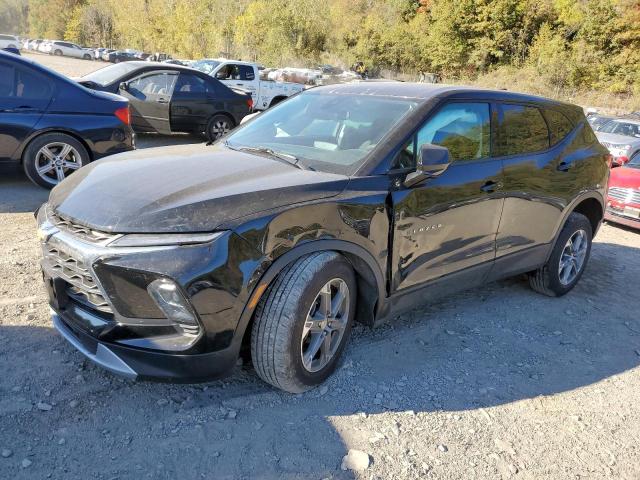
left=238, top=65, right=255, bottom=80
left=496, top=104, right=549, bottom=156
left=173, top=73, right=208, bottom=96
left=0, top=63, right=15, bottom=97
left=128, top=73, right=176, bottom=99
left=16, top=68, right=52, bottom=100
left=391, top=102, right=490, bottom=170
left=543, top=109, right=574, bottom=145
left=0, top=64, right=51, bottom=100
left=216, top=64, right=243, bottom=80
left=416, top=102, right=491, bottom=162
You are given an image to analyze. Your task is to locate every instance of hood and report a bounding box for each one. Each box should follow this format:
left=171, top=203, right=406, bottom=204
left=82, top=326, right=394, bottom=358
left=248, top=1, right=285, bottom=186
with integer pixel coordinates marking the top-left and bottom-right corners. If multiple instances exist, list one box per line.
left=49, top=144, right=348, bottom=233
left=609, top=165, right=640, bottom=190
left=596, top=131, right=640, bottom=146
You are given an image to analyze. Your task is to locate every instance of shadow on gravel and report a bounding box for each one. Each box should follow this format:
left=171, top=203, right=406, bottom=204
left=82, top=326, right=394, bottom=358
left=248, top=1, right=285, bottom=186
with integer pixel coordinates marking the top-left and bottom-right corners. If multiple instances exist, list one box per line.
left=1, top=247, right=639, bottom=478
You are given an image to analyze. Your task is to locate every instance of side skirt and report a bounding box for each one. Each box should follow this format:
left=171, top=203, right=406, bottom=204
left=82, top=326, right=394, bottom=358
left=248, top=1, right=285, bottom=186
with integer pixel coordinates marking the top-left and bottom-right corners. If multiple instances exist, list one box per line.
left=374, top=243, right=551, bottom=327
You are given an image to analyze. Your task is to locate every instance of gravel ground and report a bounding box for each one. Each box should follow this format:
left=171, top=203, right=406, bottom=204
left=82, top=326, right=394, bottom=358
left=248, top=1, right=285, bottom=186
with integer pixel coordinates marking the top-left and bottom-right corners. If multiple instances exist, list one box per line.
left=1, top=54, right=640, bottom=480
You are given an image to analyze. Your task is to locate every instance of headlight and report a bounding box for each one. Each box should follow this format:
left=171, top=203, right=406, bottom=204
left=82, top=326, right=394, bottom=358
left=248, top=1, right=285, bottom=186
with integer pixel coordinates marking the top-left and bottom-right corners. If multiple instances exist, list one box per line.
left=108, top=231, right=224, bottom=247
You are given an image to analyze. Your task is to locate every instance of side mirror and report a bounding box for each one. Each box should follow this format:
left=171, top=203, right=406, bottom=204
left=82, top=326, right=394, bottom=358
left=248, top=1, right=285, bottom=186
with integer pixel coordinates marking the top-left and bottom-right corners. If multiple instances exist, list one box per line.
left=119, top=82, right=128, bottom=91
left=404, top=144, right=451, bottom=188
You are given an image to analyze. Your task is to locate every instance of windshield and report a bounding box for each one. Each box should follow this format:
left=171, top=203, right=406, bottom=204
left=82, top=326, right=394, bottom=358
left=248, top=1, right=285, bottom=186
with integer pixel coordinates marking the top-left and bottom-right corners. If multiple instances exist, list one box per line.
left=599, top=120, right=640, bottom=138
left=225, top=91, right=418, bottom=175
left=81, top=63, right=140, bottom=86
left=191, top=59, right=221, bottom=75
left=628, top=155, right=640, bottom=168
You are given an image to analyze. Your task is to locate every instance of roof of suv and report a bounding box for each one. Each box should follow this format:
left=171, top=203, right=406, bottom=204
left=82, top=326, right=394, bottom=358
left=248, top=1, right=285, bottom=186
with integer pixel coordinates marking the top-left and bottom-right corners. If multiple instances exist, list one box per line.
left=313, top=81, right=578, bottom=109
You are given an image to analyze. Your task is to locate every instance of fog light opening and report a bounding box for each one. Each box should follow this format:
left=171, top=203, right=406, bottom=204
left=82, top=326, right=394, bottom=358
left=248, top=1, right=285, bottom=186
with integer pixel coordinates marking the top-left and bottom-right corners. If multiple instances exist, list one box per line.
left=147, top=279, right=200, bottom=336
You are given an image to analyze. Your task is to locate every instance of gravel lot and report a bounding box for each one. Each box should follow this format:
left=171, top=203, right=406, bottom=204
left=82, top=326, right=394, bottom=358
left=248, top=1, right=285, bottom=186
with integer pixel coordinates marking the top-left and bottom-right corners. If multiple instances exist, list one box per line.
left=1, top=54, right=640, bottom=480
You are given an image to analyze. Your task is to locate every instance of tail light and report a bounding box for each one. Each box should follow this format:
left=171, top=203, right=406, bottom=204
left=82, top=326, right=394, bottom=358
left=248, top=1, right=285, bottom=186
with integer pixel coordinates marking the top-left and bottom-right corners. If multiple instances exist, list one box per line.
left=114, top=106, right=130, bottom=125
left=246, top=98, right=254, bottom=111
left=617, top=155, right=630, bottom=165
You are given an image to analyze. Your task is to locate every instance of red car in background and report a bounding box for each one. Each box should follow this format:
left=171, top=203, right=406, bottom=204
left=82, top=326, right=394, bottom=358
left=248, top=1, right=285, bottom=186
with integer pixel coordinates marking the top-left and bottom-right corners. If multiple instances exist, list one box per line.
left=606, top=155, right=640, bottom=230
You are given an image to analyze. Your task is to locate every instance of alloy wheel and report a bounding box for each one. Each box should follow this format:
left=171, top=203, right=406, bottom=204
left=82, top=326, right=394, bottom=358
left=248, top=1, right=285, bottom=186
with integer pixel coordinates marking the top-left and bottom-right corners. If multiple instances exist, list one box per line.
left=558, top=229, right=588, bottom=286
left=300, top=278, right=350, bottom=373
left=35, top=142, right=82, bottom=186
left=210, top=120, right=230, bottom=140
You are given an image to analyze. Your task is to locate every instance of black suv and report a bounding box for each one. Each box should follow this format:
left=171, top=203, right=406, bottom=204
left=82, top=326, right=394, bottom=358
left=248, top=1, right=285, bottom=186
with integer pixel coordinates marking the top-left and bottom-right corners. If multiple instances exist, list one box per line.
left=37, top=83, right=609, bottom=392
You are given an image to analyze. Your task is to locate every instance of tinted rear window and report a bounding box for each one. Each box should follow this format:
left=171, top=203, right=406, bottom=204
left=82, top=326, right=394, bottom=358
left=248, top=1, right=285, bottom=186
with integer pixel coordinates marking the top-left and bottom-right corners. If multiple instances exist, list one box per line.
left=496, top=104, right=549, bottom=156
left=544, top=109, right=574, bottom=145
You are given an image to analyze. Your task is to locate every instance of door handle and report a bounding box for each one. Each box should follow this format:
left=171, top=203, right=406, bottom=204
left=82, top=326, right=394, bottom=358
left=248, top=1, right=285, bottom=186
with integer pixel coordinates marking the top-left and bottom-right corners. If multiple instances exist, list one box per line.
left=480, top=180, right=501, bottom=193
left=557, top=161, right=571, bottom=172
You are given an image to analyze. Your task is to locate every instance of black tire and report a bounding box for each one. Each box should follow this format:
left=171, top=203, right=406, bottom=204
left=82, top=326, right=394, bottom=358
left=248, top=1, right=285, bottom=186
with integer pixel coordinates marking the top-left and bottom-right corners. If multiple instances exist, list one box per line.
left=54, top=49, right=62, bottom=56
left=23, top=133, right=89, bottom=189
left=251, top=252, right=357, bottom=393
left=528, top=212, right=593, bottom=297
left=206, top=114, right=235, bottom=142
left=83, top=54, right=91, bottom=60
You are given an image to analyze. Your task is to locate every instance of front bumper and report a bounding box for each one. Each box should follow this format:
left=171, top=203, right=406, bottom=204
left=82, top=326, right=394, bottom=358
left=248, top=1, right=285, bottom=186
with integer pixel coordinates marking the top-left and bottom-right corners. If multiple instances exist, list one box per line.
left=38, top=205, right=265, bottom=381
left=52, top=308, right=239, bottom=381
left=605, top=206, right=640, bottom=230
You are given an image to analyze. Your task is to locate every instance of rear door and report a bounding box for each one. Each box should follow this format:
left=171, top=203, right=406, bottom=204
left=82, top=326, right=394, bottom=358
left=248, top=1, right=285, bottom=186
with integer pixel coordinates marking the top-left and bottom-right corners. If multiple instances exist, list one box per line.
left=170, top=72, right=216, bottom=133
left=493, top=104, right=569, bottom=268
left=391, top=101, right=504, bottom=291
left=0, top=60, right=52, bottom=161
left=121, top=71, right=177, bottom=134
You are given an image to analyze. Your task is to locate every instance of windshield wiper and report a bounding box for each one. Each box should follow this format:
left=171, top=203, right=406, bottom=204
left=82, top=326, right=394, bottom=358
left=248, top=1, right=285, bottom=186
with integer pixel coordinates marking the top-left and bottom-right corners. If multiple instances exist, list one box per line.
left=224, top=142, right=313, bottom=170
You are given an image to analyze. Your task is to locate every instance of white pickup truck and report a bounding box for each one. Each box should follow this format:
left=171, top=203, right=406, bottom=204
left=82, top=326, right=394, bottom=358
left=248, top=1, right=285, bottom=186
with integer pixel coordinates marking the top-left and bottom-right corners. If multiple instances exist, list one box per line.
left=191, top=59, right=304, bottom=110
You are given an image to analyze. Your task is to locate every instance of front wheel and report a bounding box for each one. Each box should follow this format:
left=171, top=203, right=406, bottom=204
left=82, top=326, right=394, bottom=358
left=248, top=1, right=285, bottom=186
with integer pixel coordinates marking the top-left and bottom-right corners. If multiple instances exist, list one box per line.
left=206, top=114, right=234, bottom=142
left=529, top=212, right=593, bottom=297
left=54, top=49, right=62, bottom=56
left=251, top=252, right=357, bottom=393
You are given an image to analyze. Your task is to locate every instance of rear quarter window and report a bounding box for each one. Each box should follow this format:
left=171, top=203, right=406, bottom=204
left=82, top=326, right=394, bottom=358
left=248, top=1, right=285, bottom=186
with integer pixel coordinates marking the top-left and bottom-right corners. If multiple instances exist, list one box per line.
left=543, top=109, right=574, bottom=145
left=496, top=104, right=549, bottom=156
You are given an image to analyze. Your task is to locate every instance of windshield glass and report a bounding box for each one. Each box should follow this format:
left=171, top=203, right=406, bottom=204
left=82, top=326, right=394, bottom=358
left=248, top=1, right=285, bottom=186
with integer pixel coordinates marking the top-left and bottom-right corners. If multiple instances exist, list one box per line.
left=191, top=59, right=221, bottom=75
left=628, top=155, right=640, bottom=168
left=599, top=120, right=640, bottom=138
left=81, top=63, right=140, bottom=86
left=225, top=91, right=417, bottom=175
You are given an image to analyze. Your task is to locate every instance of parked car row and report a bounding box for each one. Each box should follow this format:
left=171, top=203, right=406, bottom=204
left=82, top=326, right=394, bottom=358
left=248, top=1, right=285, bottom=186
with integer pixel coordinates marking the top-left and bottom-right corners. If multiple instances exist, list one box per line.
left=0, top=51, right=258, bottom=188
left=586, top=112, right=640, bottom=230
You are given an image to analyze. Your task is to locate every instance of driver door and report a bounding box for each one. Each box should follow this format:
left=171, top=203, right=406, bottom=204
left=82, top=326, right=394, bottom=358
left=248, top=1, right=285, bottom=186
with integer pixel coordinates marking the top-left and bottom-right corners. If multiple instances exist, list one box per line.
left=120, top=71, right=177, bottom=134
left=390, top=102, right=504, bottom=292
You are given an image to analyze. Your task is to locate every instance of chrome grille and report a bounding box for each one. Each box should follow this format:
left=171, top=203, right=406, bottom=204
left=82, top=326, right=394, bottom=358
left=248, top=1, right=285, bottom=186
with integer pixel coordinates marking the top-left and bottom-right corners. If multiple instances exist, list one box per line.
left=608, top=187, right=640, bottom=204
left=44, top=246, right=112, bottom=313
left=48, top=206, right=117, bottom=244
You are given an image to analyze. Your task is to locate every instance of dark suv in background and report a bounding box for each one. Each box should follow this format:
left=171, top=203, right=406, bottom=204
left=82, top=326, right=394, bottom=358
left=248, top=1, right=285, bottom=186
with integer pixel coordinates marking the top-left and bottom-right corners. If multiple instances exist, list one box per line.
left=0, top=50, right=134, bottom=188
left=37, top=83, right=609, bottom=392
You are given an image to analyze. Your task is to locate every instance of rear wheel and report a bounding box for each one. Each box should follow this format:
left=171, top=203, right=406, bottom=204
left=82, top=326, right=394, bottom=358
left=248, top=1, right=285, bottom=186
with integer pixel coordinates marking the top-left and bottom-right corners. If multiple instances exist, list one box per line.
left=23, top=133, right=89, bottom=189
left=251, top=252, right=356, bottom=393
left=83, top=54, right=91, bottom=60
left=54, top=49, right=62, bottom=56
left=528, top=212, right=592, bottom=297
left=269, top=96, right=286, bottom=108
left=206, top=114, right=234, bottom=142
